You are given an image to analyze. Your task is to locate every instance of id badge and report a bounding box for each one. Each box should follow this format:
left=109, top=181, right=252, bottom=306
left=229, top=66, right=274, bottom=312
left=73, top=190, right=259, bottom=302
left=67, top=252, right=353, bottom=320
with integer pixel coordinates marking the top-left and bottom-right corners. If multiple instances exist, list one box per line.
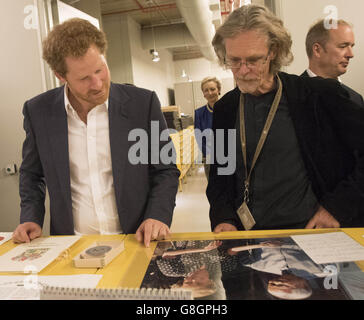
left=237, top=202, right=256, bottom=230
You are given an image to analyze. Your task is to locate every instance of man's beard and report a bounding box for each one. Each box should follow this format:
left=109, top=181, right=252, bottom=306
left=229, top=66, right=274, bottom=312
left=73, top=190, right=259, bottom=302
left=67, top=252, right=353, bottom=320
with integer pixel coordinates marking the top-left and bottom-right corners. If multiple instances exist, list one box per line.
left=84, top=82, right=110, bottom=106
left=236, top=76, right=262, bottom=95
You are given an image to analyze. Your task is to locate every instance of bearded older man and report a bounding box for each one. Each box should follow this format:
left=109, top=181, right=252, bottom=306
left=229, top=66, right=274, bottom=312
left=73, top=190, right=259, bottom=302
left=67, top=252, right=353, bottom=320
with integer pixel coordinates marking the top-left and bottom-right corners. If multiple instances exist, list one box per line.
left=207, top=5, right=364, bottom=232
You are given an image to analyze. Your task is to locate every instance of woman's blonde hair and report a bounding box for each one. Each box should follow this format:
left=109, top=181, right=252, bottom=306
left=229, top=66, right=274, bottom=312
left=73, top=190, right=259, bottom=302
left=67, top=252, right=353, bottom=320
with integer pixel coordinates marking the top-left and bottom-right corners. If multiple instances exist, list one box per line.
left=200, top=76, right=222, bottom=93
left=212, top=4, right=293, bottom=74
left=42, top=18, right=107, bottom=77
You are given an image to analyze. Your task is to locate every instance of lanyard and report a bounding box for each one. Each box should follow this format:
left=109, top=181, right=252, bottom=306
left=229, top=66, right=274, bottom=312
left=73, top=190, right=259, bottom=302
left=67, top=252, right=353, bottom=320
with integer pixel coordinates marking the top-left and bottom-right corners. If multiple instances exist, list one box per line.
left=239, top=75, right=283, bottom=203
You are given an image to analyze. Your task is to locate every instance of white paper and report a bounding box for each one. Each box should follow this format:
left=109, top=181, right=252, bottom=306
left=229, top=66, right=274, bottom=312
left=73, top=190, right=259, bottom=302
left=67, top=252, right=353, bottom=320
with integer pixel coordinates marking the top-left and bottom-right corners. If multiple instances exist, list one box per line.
left=0, top=274, right=103, bottom=300
left=291, top=232, right=364, bottom=264
left=0, top=233, right=13, bottom=246
left=0, top=236, right=81, bottom=273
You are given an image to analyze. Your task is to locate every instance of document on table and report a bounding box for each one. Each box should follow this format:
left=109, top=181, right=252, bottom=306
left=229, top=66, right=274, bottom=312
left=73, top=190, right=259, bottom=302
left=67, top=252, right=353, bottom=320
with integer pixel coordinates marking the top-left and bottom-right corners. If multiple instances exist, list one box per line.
left=0, top=236, right=81, bottom=273
left=0, top=233, right=13, bottom=246
left=0, top=274, right=103, bottom=300
left=291, top=232, right=364, bottom=264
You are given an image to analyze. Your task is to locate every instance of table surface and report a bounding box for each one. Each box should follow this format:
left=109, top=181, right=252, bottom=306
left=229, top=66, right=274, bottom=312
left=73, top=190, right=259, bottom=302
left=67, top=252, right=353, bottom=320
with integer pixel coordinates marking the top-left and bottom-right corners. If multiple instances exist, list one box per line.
left=1, top=228, right=364, bottom=288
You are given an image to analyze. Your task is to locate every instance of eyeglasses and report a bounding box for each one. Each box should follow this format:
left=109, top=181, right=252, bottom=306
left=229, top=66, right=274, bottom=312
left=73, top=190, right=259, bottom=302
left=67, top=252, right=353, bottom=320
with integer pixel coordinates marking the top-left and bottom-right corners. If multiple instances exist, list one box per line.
left=224, top=52, right=270, bottom=71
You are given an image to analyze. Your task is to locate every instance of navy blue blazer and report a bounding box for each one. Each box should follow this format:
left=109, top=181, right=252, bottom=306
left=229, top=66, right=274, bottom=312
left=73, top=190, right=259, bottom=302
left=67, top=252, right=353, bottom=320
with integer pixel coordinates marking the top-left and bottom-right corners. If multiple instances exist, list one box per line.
left=194, top=105, right=213, bottom=157
left=19, top=83, right=180, bottom=235
left=301, top=70, right=364, bottom=107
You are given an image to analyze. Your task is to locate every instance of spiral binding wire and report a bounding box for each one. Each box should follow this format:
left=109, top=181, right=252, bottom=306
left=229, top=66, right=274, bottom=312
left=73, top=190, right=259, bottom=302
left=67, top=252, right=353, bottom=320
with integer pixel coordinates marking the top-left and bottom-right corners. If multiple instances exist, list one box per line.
left=40, top=286, right=193, bottom=300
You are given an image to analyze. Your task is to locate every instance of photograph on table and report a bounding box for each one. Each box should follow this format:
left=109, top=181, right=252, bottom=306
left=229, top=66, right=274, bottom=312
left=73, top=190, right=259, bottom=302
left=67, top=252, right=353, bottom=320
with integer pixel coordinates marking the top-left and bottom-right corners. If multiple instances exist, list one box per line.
left=140, top=237, right=364, bottom=300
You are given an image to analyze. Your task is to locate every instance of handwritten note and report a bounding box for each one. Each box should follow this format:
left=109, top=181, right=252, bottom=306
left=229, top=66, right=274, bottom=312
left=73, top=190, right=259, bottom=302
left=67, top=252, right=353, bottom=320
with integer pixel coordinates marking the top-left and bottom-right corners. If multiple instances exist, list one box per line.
left=291, top=232, right=364, bottom=265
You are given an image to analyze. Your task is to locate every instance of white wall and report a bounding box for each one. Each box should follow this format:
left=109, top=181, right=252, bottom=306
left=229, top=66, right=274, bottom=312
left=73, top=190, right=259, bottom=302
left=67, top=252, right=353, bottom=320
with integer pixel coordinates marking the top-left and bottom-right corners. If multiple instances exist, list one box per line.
left=174, top=58, right=233, bottom=84
left=173, top=58, right=235, bottom=115
left=278, top=0, right=364, bottom=96
left=128, top=18, right=176, bottom=107
left=103, top=14, right=176, bottom=107
left=102, top=14, right=134, bottom=85
left=0, top=0, right=48, bottom=232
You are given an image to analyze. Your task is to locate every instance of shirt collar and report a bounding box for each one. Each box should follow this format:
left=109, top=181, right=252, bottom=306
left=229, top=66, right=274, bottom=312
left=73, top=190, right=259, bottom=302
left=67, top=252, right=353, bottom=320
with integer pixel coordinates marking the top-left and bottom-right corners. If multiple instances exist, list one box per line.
left=306, top=69, right=342, bottom=82
left=63, top=83, right=109, bottom=115
left=206, top=104, right=213, bottom=113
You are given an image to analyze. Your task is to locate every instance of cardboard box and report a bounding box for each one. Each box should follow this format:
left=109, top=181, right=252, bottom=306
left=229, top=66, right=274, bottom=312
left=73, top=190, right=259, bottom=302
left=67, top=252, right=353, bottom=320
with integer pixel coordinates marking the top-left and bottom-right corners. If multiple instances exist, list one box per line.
left=73, top=240, right=124, bottom=268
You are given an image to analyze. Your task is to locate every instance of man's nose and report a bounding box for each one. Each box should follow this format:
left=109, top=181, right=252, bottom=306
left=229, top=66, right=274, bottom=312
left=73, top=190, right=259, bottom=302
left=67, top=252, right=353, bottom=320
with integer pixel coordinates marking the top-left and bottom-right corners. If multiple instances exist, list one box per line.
left=346, top=46, right=354, bottom=59
left=236, top=62, right=251, bottom=75
left=90, top=75, right=103, bottom=90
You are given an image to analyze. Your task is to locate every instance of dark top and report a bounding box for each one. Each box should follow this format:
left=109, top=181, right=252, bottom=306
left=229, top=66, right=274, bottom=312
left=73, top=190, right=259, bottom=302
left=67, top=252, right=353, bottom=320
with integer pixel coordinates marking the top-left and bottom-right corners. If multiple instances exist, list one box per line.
left=235, top=88, right=318, bottom=229
left=207, top=72, right=364, bottom=230
left=194, top=105, right=213, bottom=157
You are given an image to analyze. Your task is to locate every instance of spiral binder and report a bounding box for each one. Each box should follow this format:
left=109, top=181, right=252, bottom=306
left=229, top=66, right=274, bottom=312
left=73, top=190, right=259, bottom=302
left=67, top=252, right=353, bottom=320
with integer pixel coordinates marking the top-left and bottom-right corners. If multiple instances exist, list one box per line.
left=40, top=286, right=193, bottom=300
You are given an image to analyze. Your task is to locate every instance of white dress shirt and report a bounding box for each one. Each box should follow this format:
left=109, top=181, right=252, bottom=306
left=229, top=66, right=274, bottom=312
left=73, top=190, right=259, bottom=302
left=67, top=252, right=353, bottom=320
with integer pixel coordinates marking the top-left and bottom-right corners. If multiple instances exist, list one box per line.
left=246, top=244, right=328, bottom=278
left=64, top=85, right=122, bottom=235
left=306, top=69, right=342, bottom=82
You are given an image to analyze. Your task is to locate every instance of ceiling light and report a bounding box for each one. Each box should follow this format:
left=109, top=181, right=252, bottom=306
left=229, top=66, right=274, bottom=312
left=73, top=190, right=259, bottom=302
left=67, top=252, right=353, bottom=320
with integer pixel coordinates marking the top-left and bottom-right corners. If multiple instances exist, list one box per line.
left=150, top=49, right=160, bottom=62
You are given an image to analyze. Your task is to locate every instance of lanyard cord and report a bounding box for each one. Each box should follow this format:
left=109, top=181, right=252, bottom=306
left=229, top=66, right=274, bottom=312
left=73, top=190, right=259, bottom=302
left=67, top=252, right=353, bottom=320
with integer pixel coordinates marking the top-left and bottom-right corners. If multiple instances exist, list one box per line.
left=239, top=75, right=283, bottom=203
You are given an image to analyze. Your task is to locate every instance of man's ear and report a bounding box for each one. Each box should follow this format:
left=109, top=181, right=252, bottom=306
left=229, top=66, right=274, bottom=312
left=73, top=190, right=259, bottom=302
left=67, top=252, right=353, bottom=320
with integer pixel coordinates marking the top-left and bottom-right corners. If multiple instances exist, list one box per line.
left=55, top=72, right=66, bottom=84
left=312, top=43, right=322, bottom=58
left=268, top=45, right=277, bottom=60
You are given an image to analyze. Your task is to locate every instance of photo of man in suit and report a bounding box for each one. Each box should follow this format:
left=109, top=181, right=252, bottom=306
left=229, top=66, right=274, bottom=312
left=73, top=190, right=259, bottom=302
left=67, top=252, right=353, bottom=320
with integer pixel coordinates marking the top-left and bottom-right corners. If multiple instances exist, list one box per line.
left=12, top=18, right=180, bottom=247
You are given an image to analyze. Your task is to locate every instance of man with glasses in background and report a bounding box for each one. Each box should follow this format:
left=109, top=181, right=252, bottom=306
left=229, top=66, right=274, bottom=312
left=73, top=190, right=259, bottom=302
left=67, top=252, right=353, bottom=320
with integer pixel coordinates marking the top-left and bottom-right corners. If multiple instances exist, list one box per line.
left=206, top=5, right=364, bottom=233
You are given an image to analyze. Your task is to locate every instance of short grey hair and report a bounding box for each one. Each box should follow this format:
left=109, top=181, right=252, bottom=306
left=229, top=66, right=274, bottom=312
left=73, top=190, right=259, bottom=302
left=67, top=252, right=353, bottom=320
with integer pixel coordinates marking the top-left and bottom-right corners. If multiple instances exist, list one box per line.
left=212, top=4, right=293, bottom=75
left=305, top=19, right=352, bottom=58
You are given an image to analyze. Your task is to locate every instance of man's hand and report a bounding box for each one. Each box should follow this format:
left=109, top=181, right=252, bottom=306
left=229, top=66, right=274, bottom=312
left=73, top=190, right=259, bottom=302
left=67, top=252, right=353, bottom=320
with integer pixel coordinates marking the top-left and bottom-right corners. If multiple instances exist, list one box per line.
left=135, top=218, right=171, bottom=248
left=305, top=205, right=340, bottom=229
left=204, top=240, right=222, bottom=251
left=12, top=222, right=42, bottom=243
left=213, top=223, right=238, bottom=233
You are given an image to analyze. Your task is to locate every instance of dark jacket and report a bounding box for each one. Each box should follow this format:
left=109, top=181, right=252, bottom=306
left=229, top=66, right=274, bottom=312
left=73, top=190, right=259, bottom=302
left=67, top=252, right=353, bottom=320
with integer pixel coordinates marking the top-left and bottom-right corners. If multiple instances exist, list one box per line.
left=301, top=70, right=364, bottom=107
left=207, top=72, right=364, bottom=230
left=19, top=83, right=180, bottom=235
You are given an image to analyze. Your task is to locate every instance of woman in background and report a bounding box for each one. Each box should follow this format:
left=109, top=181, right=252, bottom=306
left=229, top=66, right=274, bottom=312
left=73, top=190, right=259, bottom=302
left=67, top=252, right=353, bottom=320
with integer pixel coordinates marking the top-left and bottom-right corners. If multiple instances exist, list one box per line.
left=194, top=76, right=222, bottom=179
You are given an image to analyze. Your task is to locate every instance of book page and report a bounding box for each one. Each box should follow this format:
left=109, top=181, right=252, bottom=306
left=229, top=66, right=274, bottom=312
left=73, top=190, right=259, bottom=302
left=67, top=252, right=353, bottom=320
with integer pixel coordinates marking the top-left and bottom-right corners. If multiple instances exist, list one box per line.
left=291, top=232, right=364, bottom=264
left=0, top=236, right=80, bottom=273
left=0, top=233, right=13, bottom=246
left=0, top=274, right=102, bottom=300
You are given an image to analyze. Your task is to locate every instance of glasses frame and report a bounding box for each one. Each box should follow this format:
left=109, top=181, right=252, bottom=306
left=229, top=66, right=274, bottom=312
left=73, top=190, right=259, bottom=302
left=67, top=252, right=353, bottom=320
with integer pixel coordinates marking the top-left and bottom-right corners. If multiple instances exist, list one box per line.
left=224, top=51, right=271, bottom=71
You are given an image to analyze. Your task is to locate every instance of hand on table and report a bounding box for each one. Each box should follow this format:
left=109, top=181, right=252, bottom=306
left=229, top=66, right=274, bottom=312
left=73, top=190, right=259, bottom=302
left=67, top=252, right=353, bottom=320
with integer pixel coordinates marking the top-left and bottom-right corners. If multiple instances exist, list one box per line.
left=305, top=205, right=340, bottom=229
left=12, top=222, right=42, bottom=243
left=213, top=223, right=238, bottom=233
left=135, top=218, right=171, bottom=248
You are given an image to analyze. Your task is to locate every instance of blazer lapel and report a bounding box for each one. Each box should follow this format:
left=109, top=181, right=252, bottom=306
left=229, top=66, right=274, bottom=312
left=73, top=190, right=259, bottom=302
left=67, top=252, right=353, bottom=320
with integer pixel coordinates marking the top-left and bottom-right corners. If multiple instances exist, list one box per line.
left=44, top=88, right=73, bottom=215
left=300, top=70, right=309, bottom=77
left=108, top=83, right=131, bottom=216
